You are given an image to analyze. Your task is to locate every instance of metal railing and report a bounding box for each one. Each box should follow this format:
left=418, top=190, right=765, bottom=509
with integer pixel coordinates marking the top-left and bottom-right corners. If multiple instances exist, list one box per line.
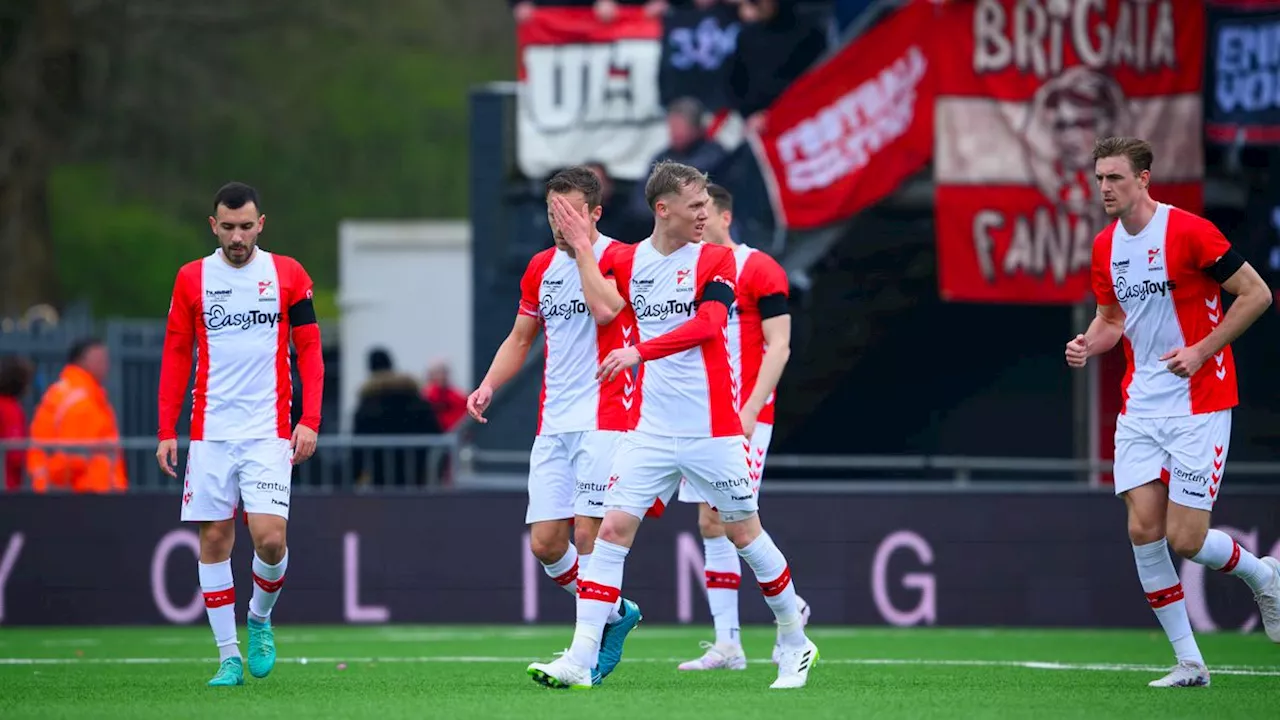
left=4, top=437, right=1278, bottom=494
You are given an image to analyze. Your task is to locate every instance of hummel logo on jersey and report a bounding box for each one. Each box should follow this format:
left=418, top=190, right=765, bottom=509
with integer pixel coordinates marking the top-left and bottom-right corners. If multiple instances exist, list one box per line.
left=633, top=295, right=695, bottom=321
left=1112, top=259, right=1130, bottom=275
left=540, top=294, right=589, bottom=320
left=205, top=288, right=232, bottom=302
left=203, top=305, right=284, bottom=331
left=1114, top=277, right=1177, bottom=303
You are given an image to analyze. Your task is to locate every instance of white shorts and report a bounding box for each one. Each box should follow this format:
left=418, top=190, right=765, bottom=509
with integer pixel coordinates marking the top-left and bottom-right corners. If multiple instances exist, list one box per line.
left=181, top=438, right=293, bottom=522
left=679, top=422, right=773, bottom=504
left=606, top=431, right=758, bottom=523
left=525, top=430, right=623, bottom=524
left=1113, top=409, right=1231, bottom=512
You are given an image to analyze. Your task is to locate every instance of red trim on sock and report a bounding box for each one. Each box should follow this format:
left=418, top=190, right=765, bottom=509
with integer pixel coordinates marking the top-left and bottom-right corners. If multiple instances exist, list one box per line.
left=553, top=561, right=579, bottom=587
left=759, top=566, right=792, bottom=597
left=253, top=573, right=286, bottom=594
left=705, top=571, right=741, bottom=590
left=1146, top=583, right=1185, bottom=609
left=1220, top=541, right=1242, bottom=574
left=203, top=588, right=235, bottom=608
left=578, top=581, right=621, bottom=604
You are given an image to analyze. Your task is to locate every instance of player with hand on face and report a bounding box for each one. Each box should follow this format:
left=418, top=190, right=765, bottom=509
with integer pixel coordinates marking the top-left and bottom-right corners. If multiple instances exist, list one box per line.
left=157, top=182, right=324, bottom=687
left=467, top=166, right=643, bottom=686
left=527, top=161, right=818, bottom=691
left=1067, top=137, right=1280, bottom=688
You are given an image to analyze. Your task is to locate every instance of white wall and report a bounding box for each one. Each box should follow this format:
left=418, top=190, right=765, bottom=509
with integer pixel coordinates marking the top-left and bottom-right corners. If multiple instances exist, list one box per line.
left=337, top=220, right=471, bottom=433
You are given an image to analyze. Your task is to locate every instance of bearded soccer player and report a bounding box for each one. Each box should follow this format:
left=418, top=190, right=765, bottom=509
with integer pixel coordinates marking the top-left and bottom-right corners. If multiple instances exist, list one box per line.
left=467, top=166, right=642, bottom=685
left=528, top=161, right=818, bottom=691
left=673, top=184, right=807, bottom=671
left=156, top=182, right=324, bottom=687
left=1066, top=137, right=1280, bottom=688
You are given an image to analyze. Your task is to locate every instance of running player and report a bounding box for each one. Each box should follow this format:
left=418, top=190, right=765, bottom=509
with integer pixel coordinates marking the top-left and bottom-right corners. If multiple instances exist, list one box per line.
left=466, top=166, right=641, bottom=684
left=674, top=184, right=807, bottom=671
left=1066, top=137, right=1280, bottom=688
left=156, top=182, right=324, bottom=687
left=527, top=160, right=818, bottom=691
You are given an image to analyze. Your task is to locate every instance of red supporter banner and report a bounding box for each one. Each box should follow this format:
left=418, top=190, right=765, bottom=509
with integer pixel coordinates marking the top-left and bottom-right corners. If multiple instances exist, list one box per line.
left=933, top=0, right=1206, bottom=303
left=751, top=1, right=935, bottom=231
left=516, top=7, right=667, bottom=182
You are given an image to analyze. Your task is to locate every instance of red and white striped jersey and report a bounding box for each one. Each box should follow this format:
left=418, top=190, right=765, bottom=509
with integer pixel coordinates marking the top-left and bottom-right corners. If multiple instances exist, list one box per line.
left=519, top=235, right=636, bottom=435
left=605, top=239, right=740, bottom=437
left=727, top=245, right=790, bottom=424
left=1091, top=203, right=1239, bottom=417
left=166, top=248, right=314, bottom=440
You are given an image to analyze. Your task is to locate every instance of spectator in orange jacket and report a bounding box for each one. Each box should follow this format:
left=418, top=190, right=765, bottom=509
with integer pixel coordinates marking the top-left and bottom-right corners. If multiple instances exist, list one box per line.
left=27, top=338, right=128, bottom=493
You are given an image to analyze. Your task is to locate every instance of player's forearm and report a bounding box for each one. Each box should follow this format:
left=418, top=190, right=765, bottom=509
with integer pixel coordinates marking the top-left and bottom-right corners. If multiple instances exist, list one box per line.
left=157, top=331, right=194, bottom=440
left=481, top=334, right=534, bottom=390
left=1192, top=285, right=1273, bottom=359
left=574, top=252, right=626, bottom=324
left=293, top=324, right=324, bottom=432
left=1084, top=314, right=1124, bottom=358
left=744, top=342, right=790, bottom=414
left=635, top=302, right=728, bottom=362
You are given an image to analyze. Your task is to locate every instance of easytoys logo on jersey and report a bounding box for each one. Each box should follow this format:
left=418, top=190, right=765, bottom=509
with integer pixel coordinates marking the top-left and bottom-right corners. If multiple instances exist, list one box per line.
left=540, top=294, right=588, bottom=320
left=203, top=304, right=283, bottom=332
left=1114, top=277, right=1177, bottom=303
left=632, top=295, right=695, bottom=321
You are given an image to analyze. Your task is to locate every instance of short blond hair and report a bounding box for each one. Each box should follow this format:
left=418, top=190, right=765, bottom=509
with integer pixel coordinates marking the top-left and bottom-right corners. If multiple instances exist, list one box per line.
left=644, top=160, right=708, bottom=210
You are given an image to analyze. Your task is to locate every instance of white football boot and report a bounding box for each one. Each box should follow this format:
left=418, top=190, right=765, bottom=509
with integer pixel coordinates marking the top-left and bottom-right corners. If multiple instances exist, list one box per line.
left=771, top=637, right=819, bottom=689
left=1148, top=660, right=1210, bottom=688
left=772, top=595, right=811, bottom=664
left=1253, top=557, right=1280, bottom=642
left=677, top=641, right=748, bottom=671
left=527, top=651, right=593, bottom=690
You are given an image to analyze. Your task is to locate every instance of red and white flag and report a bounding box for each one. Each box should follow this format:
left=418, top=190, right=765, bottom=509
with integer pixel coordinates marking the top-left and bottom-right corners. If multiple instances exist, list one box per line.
left=933, top=0, right=1206, bottom=303
left=751, top=0, right=935, bottom=231
left=516, top=7, right=668, bottom=182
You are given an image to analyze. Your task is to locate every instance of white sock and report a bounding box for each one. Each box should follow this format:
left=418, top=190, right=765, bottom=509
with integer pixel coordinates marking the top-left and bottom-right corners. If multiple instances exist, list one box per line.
left=738, top=531, right=805, bottom=649
left=581, top=551, right=625, bottom=623
left=542, top=544, right=579, bottom=596
left=199, top=560, right=240, bottom=662
left=1191, top=529, right=1276, bottom=593
left=249, top=549, right=288, bottom=621
left=1133, top=539, right=1203, bottom=665
left=702, top=535, right=741, bottom=646
left=568, top=539, right=628, bottom=668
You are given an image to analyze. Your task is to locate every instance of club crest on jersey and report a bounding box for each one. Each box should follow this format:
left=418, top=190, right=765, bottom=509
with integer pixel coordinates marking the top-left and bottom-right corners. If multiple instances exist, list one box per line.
left=676, top=268, right=691, bottom=285
left=258, top=280, right=277, bottom=301
left=1147, top=247, right=1163, bottom=271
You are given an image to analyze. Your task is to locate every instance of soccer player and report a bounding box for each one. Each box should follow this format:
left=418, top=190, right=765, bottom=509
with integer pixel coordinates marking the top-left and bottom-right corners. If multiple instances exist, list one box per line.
left=466, top=166, right=642, bottom=684
left=673, top=184, right=807, bottom=671
left=528, top=161, right=818, bottom=691
left=156, top=182, right=324, bottom=687
left=1066, top=137, right=1280, bottom=688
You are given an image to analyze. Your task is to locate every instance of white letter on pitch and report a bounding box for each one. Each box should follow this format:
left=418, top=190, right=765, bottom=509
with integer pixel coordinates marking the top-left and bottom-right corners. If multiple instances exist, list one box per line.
left=344, top=532, right=390, bottom=623
left=871, top=530, right=937, bottom=626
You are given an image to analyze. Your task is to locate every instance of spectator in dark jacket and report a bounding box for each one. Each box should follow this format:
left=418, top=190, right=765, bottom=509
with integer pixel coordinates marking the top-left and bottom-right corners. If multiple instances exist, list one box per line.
left=352, top=348, right=443, bottom=487
left=728, top=0, right=829, bottom=134
left=634, top=97, right=730, bottom=215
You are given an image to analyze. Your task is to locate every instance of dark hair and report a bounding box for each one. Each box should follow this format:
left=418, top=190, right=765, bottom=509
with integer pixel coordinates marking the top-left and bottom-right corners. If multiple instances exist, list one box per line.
left=368, top=347, right=393, bottom=373
left=1092, top=137, right=1154, bottom=174
left=213, top=182, right=262, bottom=214
left=68, top=337, right=103, bottom=365
left=546, top=166, right=604, bottom=209
left=707, top=183, right=733, bottom=213
left=0, top=356, right=33, bottom=397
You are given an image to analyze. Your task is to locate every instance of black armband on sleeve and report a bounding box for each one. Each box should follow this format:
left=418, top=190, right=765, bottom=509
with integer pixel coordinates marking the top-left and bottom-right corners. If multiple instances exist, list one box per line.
left=1206, top=248, right=1246, bottom=284
left=757, top=293, right=789, bottom=319
left=289, top=298, right=318, bottom=326
left=700, top=280, right=735, bottom=308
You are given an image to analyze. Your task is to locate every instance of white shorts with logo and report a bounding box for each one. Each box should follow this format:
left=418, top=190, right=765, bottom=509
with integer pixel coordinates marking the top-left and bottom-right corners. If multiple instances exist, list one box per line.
left=607, top=431, right=758, bottom=523
left=1113, top=409, right=1231, bottom=512
left=525, top=430, right=623, bottom=523
left=678, top=422, right=773, bottom=504
left=181, top=438, right=294, bottom=522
